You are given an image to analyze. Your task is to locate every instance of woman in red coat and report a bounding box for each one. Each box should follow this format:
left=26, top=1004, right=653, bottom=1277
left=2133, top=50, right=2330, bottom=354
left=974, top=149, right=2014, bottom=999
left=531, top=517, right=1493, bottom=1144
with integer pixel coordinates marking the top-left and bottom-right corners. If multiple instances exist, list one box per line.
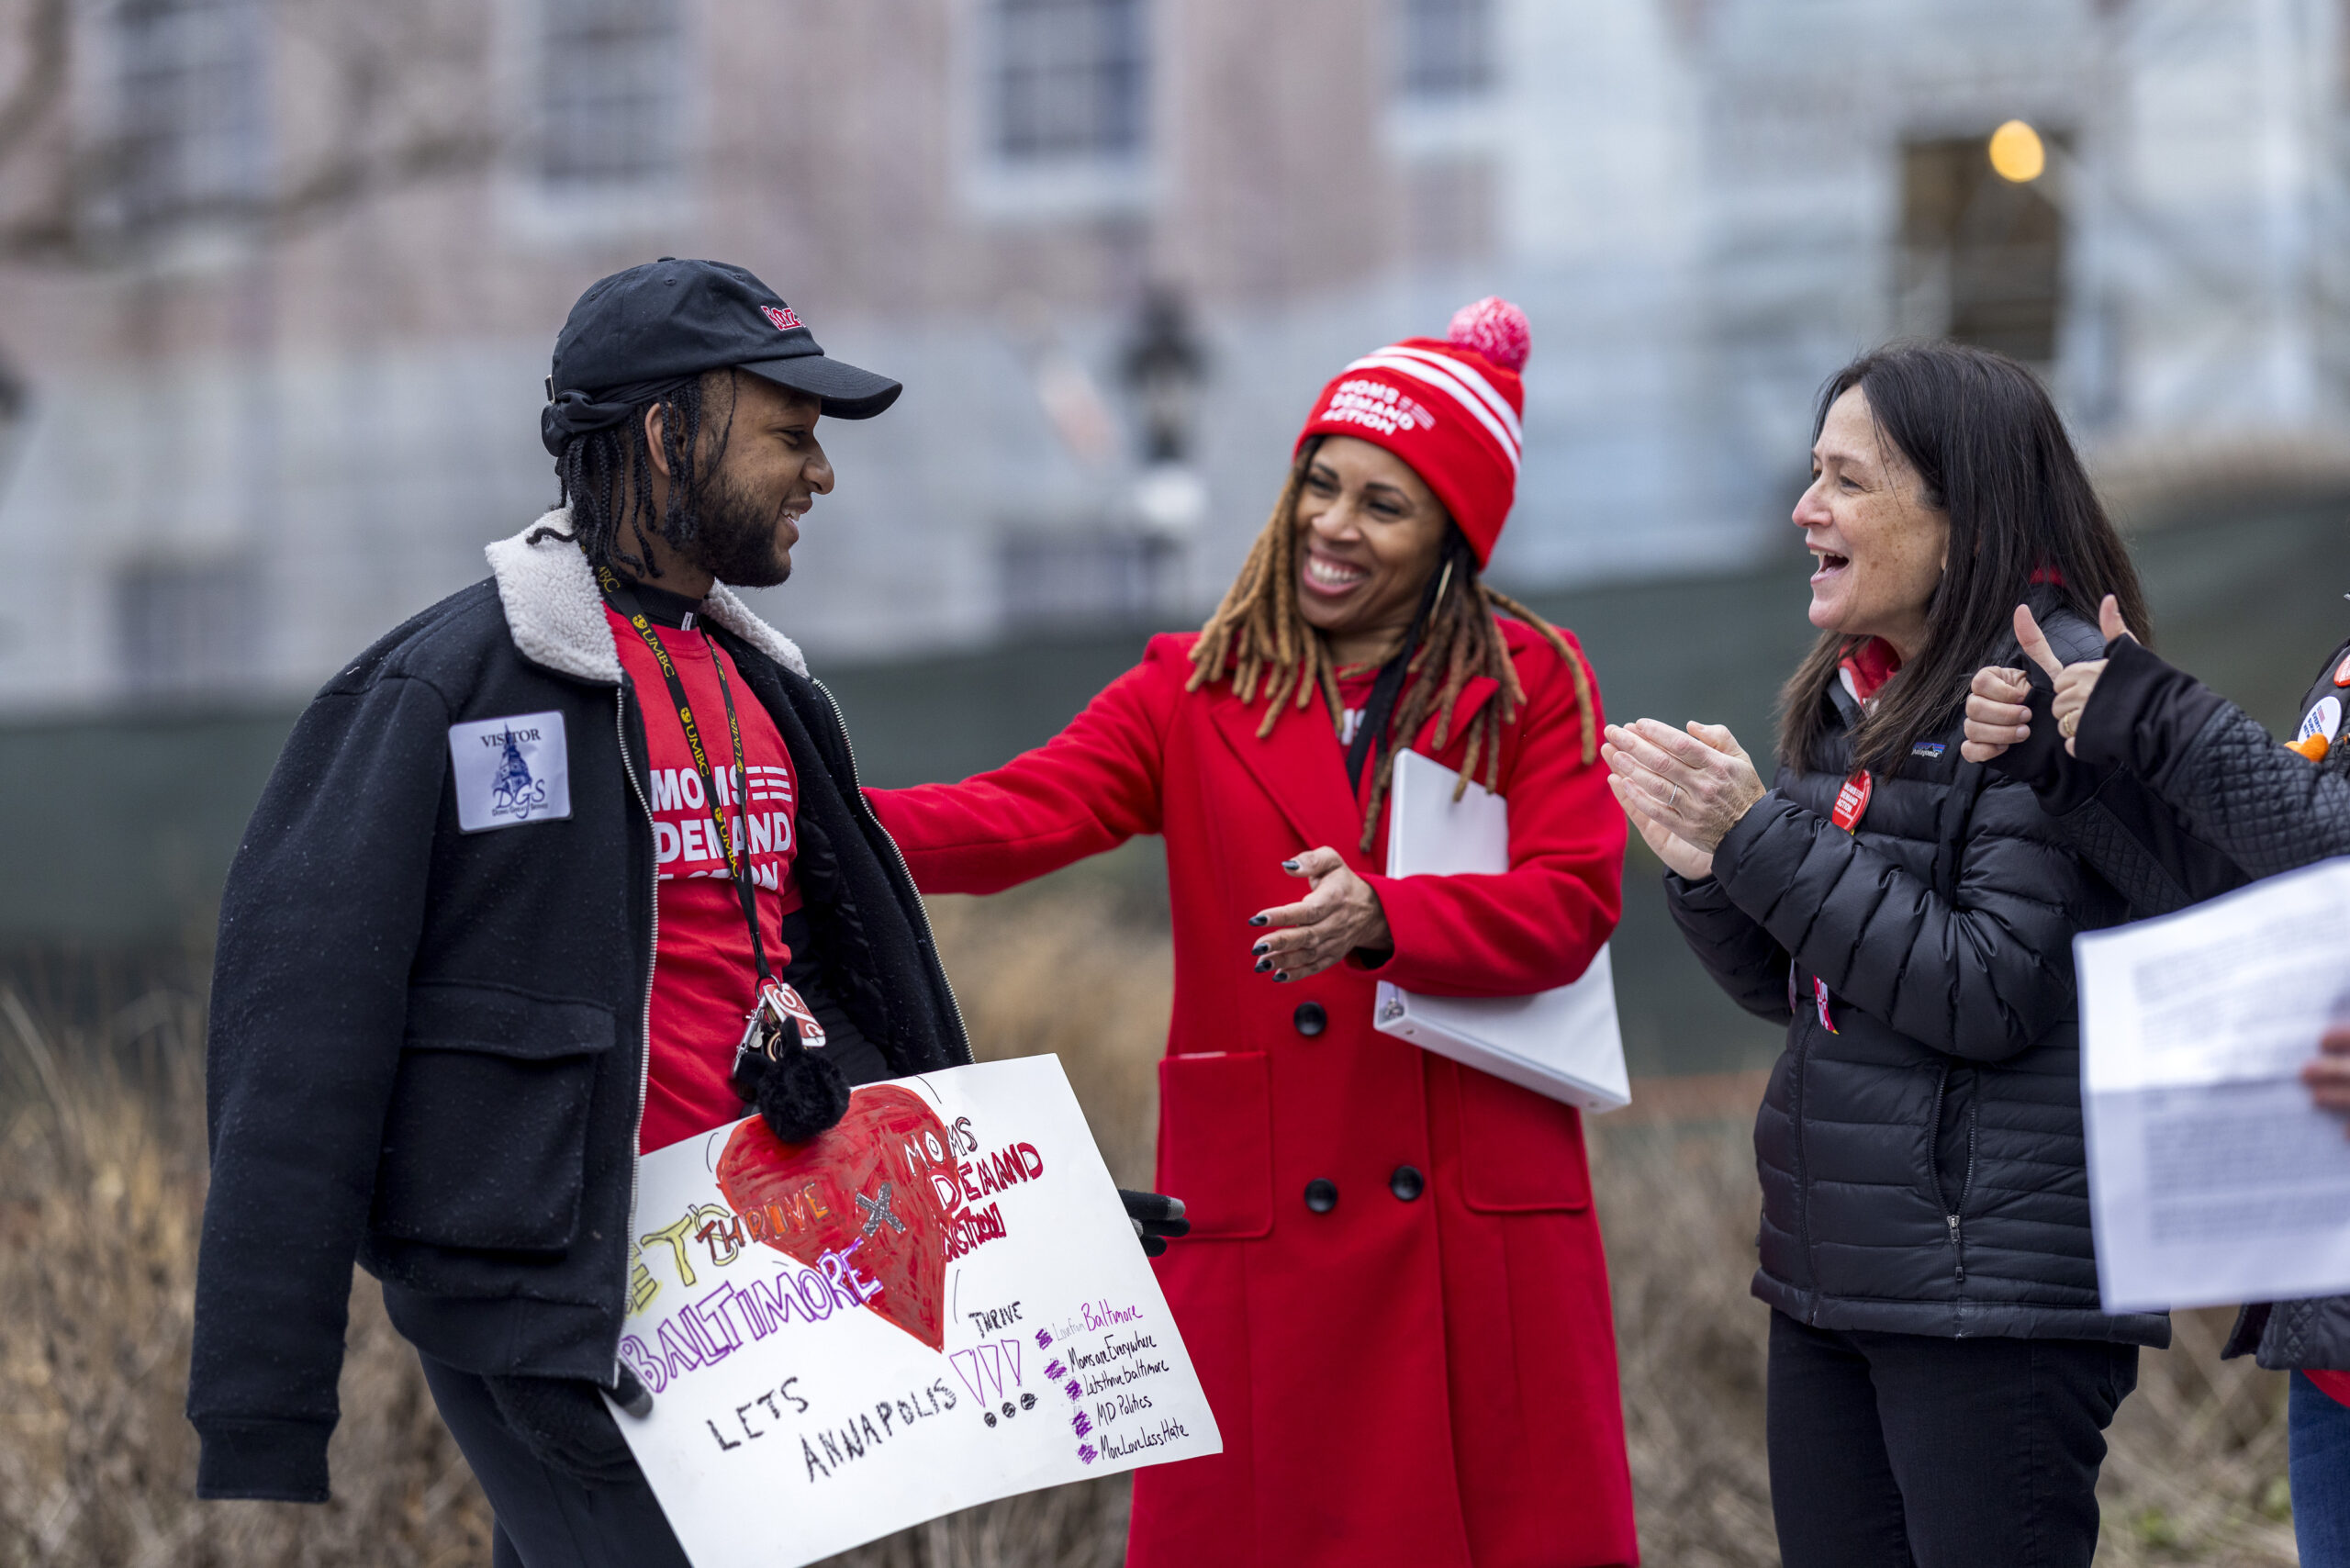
left=868, top=300, right=1637, bottom=1567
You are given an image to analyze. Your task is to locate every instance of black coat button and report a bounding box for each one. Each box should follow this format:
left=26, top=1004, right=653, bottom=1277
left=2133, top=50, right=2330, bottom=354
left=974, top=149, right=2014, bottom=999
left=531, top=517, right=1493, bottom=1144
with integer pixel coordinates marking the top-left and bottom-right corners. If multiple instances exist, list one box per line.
left=1304, top=1178, right=1338, bottom=1214
left=1390, top=1165, right=1426, bottom=1202
left=1292, top=1001, right=1327, bottom=1037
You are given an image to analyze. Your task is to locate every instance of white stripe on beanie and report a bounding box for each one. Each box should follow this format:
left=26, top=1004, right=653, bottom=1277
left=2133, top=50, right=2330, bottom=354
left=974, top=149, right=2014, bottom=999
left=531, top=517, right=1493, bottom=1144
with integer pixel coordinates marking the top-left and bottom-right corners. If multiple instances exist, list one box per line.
left=1381, top=343, right=1522, bottom=445
left=1342, top=353, right=1521, bottom=473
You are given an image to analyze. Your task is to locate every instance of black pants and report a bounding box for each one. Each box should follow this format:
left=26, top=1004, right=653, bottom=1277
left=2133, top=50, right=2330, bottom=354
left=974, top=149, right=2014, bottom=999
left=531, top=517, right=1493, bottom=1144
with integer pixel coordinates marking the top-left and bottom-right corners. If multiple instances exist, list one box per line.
left=419, top=1354, right=690, bottom=1568
left=1766, top=1311, right=2139, bottom=1568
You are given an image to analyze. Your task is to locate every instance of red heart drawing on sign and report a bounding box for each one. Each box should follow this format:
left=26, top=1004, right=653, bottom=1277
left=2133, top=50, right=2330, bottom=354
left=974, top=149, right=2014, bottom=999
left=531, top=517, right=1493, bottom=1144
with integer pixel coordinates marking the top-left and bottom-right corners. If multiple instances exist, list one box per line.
left=714, top=1084, right=952, bottom=1350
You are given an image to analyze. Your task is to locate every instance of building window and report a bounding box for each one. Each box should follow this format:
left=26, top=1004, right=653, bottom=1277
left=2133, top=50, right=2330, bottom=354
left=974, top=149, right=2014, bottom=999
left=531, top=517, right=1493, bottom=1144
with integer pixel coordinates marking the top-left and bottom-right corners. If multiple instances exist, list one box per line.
left=1395, top=0, right=1494, bottom=100
left=112, top=0, right=269, bottom=232
left=990, top=0, right=1147, bottom=163
left=1898, top=135, right=2066, bottom=364
left=115, top=558, right=260, bottom=699
left=537, top=0, right=686, bottom=189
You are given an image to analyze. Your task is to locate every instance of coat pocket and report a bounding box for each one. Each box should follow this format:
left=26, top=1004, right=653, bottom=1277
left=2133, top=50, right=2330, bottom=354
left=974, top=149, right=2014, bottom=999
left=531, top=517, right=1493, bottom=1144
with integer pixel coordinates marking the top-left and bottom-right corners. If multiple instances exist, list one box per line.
left=1156, top=1052, right=1273, bottom=1239
left=372, top=981, right=619, bottom=1252
left=1456, top=1066, right=1593, bottom=1214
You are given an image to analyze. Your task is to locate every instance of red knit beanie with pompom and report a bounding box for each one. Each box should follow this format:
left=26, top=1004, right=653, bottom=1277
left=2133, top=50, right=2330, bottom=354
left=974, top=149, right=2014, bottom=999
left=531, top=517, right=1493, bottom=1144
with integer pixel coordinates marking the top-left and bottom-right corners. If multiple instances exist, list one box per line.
left=1293, top=297, right=1528, bottom=566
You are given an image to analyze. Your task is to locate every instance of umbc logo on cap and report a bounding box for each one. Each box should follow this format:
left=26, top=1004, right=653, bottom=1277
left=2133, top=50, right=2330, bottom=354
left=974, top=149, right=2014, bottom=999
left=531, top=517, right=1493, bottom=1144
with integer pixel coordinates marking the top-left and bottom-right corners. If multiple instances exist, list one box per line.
left=761, top=304, right=804, bottom=332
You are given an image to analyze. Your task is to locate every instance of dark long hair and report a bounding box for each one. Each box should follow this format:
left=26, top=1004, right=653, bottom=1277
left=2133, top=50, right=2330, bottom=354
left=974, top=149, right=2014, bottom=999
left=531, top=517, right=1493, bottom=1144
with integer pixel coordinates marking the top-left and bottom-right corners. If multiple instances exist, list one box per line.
left=540, top=370, right=738, bottom=577
left=1777, top=342, right=2150, bottom=772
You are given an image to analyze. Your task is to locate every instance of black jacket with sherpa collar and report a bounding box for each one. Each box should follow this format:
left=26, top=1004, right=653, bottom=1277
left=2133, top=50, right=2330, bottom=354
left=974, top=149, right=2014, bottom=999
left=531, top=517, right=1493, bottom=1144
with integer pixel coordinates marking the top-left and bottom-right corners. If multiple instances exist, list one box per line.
left=1664, top=599, right=2169, bottom=1350
left=187, top=515, right=969, bottom=1503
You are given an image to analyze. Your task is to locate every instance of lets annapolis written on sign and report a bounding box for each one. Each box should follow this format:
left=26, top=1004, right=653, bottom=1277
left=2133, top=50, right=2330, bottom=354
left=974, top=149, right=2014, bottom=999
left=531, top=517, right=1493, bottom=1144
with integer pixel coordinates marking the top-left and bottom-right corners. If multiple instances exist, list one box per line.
left=608, top=1056, right=1222, bottom=1568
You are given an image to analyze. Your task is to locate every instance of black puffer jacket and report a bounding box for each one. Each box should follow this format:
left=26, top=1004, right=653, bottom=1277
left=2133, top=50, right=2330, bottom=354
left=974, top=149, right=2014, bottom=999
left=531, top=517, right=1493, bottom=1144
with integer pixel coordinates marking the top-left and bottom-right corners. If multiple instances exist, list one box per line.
left=1995, top=626, right=2350, bottom=1371
left=1666, top=601, right=2168, bottom=1347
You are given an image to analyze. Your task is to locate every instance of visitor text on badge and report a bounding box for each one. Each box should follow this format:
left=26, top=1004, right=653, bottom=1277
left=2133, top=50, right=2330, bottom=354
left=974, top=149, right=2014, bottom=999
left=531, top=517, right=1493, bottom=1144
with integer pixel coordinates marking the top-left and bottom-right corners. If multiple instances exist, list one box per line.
left=449, top=711, right=572, bottom=833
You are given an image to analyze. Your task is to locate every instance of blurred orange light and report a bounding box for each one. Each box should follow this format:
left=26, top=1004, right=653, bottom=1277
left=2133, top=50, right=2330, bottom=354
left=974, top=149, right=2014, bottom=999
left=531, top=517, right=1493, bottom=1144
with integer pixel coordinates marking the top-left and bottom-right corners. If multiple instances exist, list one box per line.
left=1988, top=120, right=2046, bottom=184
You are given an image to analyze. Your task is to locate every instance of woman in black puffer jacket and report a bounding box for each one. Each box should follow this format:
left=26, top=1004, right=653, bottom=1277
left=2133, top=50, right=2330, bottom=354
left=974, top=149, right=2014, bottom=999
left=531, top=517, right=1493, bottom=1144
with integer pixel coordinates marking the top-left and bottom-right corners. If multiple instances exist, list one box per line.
left=1604, top=342, right=2165, bottom=1568
left=1963, top=590, right=2350, bottom=1567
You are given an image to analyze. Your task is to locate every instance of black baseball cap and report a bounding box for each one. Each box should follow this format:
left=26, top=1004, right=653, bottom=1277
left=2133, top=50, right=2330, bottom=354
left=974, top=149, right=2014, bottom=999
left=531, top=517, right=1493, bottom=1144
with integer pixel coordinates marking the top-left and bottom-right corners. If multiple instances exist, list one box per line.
left=542, top=258, right=901, bottom=454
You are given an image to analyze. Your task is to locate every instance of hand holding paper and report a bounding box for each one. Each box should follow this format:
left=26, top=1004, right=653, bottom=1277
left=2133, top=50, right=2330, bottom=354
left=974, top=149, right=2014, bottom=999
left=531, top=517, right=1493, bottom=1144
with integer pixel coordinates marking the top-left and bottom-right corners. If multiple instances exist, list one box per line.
left=608, top=1058, right=1220, bottom=1567
left=2307, top=1025, right=2350, bottom=1126
left=2078, top=858, right=2350, bottom=1311
left=1119, top=1190, right=1191, bottom=1258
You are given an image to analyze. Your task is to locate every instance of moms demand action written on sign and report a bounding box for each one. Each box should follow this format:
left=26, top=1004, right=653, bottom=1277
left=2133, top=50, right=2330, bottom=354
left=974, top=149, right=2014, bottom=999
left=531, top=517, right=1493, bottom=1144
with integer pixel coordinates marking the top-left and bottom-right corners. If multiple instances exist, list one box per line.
left=606, top=1057, right=1221, bottom=1567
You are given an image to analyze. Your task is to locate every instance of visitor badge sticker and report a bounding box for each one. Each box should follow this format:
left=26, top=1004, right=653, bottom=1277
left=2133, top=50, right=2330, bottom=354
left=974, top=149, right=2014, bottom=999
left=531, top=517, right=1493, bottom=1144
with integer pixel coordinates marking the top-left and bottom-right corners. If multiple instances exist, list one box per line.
left=610, top=1057, right=1221, bottom=1566
left=448, top=711, right=571, bottom=832
left=2299, top=697, right=2342, bottom=747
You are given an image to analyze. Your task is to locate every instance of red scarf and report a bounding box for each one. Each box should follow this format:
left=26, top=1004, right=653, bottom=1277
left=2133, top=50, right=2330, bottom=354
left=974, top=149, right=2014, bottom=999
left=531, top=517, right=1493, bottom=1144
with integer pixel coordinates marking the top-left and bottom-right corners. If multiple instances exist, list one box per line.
left=1838, top=637, right=1903, bottom=705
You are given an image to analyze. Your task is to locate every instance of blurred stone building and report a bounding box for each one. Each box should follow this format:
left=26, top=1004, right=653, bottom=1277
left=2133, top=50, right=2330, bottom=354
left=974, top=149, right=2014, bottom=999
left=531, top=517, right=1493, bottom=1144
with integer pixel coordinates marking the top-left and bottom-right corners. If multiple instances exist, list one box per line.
left=0, top=0, right=2341, bottom=711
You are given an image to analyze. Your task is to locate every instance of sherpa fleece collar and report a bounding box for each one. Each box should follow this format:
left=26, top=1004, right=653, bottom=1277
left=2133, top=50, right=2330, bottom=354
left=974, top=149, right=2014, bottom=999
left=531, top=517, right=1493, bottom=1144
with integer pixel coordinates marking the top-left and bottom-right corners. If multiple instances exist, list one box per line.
left=484, top=509, right=810, bottom=685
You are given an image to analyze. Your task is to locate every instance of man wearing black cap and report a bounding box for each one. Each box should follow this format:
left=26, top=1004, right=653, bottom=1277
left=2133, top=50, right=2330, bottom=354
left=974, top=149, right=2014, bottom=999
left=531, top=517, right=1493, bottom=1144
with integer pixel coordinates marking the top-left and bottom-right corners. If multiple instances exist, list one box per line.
left=181, top=261, right=1196, bottom=1565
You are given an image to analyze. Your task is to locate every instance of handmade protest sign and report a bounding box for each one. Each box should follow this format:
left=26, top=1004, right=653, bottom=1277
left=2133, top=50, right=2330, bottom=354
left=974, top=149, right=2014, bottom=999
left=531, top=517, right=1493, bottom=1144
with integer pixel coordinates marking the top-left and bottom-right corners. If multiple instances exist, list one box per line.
left=609, top=1056, right=1222, bottom=1566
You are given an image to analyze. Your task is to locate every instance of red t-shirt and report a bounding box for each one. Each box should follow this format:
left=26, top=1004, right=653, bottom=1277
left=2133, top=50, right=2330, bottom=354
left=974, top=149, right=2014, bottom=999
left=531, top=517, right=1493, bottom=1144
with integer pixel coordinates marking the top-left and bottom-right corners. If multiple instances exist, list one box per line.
left=608, top=605, right=804, bottom=1152
left=2310, top=1369, right=2350, bottom=1407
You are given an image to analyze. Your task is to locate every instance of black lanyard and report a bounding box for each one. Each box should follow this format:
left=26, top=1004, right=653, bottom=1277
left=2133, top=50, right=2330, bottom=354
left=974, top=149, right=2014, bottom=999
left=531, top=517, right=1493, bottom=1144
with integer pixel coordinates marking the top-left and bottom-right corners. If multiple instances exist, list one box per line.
left=597, top=566, right=776, bottom=987
left=1344, top=552, right=1458, bottom=794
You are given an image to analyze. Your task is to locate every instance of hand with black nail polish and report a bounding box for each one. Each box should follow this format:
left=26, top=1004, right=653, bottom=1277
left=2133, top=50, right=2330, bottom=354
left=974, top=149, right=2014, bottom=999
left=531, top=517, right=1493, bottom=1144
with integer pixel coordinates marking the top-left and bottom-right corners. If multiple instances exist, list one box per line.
left=1243, top=846, right=1391, bottom=981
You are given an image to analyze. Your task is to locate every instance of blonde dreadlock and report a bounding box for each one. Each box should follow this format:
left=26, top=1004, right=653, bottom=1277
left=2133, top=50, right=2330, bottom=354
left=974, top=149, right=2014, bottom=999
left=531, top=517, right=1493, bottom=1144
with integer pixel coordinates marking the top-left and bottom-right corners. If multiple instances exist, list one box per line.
left=1187, top=441, right=1599, bottom=851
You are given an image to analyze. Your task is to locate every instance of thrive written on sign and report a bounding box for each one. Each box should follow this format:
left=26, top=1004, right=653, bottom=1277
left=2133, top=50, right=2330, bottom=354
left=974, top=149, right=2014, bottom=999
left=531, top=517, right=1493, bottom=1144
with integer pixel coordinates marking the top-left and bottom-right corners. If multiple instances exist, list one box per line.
left=610, top=1056, right=1223, bottom=1566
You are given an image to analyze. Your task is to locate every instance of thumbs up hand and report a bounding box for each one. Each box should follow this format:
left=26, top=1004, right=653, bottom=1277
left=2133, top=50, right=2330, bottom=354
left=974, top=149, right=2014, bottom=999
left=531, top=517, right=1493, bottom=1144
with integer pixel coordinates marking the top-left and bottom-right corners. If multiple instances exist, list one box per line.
left=1962, top=598, right=2137, bottom=763
left=2045, top=596, right=2139, bottom=756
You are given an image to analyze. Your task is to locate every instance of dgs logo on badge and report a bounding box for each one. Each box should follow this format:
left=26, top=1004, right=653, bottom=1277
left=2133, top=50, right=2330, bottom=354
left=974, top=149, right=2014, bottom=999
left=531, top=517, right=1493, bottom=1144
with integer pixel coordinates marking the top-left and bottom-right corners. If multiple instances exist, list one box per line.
left=448, top=711, right=572, bottom=832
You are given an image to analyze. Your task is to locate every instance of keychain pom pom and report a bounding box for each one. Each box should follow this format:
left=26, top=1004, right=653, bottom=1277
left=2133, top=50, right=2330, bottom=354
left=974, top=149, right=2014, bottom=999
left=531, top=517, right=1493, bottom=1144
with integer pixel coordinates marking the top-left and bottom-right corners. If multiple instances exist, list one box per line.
left=1447, top=297, right=1530, bottom=372
left=755, top=1046, right=851, bottom=1143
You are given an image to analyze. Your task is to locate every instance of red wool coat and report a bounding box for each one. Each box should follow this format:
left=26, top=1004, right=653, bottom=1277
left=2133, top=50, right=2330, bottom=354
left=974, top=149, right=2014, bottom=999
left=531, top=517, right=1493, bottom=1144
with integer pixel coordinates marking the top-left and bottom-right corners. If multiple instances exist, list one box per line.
left=867, top=621, right=1637, bottom=1568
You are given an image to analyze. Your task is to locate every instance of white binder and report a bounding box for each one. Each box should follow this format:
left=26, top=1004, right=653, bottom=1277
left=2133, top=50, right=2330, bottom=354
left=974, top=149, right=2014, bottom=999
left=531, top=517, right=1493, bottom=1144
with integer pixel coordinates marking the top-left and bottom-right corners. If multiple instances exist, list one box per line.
left=1371, top=748, right=1632, bottom=1114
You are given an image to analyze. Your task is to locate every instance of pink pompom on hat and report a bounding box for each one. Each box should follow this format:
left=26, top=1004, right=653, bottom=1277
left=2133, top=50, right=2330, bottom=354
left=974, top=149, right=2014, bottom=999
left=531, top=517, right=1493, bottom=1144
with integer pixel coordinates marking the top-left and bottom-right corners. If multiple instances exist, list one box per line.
left=1293, top=297, right=1528, bottom=567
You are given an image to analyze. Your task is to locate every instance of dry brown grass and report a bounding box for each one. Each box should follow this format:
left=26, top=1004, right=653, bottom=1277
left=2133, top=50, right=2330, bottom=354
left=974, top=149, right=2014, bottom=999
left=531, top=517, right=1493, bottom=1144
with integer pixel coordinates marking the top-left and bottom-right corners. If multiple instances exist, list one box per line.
left=0, top=988, right=495, bottom=1568
left=0, top=894, right=2305, bottom=1566
left=1594, top=1119, right=2299, bottom=1568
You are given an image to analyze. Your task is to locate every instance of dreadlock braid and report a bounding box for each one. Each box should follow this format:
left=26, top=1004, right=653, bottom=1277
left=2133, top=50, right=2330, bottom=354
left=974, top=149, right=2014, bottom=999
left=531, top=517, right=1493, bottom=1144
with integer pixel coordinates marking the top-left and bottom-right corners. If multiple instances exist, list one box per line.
left=534, top=370, right=738, bottom=576
left=1188, top=442, right=1600, bottom=851
left=1189, top=439, right=1340, bottom=733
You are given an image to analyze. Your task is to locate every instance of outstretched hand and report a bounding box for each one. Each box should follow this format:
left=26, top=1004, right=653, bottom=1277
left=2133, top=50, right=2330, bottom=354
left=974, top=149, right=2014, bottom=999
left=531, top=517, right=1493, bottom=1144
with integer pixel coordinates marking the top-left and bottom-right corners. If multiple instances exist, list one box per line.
left=1248, top=846, right=1392, bottom=980
left=1961, top=597, right=2136, bottom=763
